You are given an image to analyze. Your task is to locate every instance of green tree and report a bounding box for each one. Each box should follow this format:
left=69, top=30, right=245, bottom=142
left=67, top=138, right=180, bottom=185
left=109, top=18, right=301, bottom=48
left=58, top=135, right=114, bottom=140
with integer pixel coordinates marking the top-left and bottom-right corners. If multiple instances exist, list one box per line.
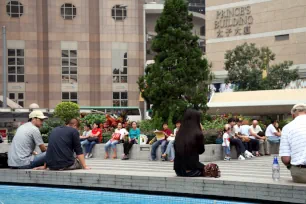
left=138, top=0, right=211, bottom=121
left=225, top=43, right=299, bottom=91
left=54, top=102, right=80, bottom=123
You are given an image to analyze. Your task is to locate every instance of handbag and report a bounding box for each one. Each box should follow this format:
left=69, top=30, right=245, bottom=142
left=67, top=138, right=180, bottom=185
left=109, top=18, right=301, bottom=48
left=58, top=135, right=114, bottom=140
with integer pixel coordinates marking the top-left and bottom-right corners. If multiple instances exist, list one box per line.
left=87, top=136, right=98, bottom=142
left=112, top=133, right=121, bottom=141
left=204, top=163, right=221, bottom=178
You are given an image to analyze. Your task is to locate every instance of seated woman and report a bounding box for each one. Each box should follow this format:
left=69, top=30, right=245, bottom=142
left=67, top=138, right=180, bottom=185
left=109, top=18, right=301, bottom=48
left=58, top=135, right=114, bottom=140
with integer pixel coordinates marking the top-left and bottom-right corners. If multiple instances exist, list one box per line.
left=162, top=121, right=181, bottom=162
left=84, top=121, right=102, bottom=159
left=174, top=109, right=205, bottom=177
left=80, top=124, right=91, bottom=148
left=104, top=123, right=128, bottom=159
left=122, top=121, right=140, bottom=160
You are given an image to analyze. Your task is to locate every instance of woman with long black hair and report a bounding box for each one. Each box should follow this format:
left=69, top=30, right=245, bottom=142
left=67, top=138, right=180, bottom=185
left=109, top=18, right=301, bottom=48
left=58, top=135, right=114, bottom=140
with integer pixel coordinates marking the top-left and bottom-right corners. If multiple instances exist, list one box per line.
left=174, top=109, right=205, bottom=177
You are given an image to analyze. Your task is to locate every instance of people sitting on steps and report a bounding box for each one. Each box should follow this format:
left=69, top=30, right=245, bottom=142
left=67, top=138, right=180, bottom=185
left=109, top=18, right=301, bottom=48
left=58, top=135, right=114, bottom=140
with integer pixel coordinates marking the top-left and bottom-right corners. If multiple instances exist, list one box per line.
left=84, top=121, right=102, bottom=159
left=280, top=103, right=306, bottom=184
left=162, top=121, right=181, bottom=162
left=151, top=123, right=172, bottom=161
left=80, top=124, right=92, bottom=149
left=228, top=118, right=254, bottom=160
left=105, top=123, right=128, bottom=159
left=240, top=120, right=260, bottom=157
left=249, top=119, right=270, bottom=156
left=35, top=118, right=90, bottom=171
left=265, top=120, right=281, bottom=151
left=122, top=121, right=140, bottom=160
left=8, top=110, right=48, bottom=169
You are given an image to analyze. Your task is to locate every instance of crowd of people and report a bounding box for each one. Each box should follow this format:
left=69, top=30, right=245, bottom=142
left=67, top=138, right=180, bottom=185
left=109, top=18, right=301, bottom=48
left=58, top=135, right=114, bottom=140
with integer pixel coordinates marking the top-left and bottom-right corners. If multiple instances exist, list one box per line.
left=5, top=103, right=306, bottom=183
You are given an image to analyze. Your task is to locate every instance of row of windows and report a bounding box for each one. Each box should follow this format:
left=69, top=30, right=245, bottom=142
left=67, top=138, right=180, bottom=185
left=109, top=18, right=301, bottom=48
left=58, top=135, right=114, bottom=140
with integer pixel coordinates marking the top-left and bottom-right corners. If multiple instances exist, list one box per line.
left=8, top=91, right=128, bottom=107
left=6, top=1, right=127, bottom=21
left=62, top=92, right=128, bottom=106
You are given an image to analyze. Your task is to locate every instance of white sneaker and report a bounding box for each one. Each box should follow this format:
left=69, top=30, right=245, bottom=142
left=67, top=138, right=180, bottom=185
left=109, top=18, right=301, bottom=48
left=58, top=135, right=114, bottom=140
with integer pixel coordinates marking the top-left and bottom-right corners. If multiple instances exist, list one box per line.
left=238, top=155, right=246, bottom=160
left=89, top=153, right=93, bottom=158
left=244, top=150, right=255, bottom=159
left=85, top=154, right=89, bottom=159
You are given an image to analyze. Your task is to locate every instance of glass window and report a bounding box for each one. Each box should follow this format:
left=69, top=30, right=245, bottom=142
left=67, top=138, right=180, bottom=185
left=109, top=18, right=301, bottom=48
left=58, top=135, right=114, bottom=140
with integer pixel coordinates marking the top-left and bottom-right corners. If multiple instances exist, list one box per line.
left=62, top=50, right=78, bottom=84
left=113, top=52, right=128, bottom=83
left=62, top=92, right=78, bottom=104
left=113, top=92, right=128, bottom=107
left=7, top=49, right=24, bottom=82
left=6, top=1, right=24, bottom=18
left=112, top=5, right=127, bottom=21
left=61, top=3, right=77, bottom=20
left=8, top=92, right=25, bottom=107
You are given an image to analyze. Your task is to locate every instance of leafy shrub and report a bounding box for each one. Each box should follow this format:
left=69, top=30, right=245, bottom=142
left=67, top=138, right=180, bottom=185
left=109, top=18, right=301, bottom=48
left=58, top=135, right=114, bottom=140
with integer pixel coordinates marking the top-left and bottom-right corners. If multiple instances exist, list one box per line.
left=40, top=118, right=65, bottom=136
left=139, top=120, right=155, bottom=135
left=81, top=114, right=106, bottom=126
left=54, top=102, right=80, bottom=123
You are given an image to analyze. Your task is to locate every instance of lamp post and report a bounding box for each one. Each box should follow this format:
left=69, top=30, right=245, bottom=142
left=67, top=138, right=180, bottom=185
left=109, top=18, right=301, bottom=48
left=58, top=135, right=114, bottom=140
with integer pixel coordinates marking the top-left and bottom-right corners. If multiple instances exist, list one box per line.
left=2, top=26, right=7, bottom=108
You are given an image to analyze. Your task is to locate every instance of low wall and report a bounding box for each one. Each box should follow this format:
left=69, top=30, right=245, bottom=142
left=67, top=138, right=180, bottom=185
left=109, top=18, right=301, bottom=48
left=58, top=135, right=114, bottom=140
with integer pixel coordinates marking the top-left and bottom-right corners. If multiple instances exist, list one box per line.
left=95, top=144, right=223, bottom=162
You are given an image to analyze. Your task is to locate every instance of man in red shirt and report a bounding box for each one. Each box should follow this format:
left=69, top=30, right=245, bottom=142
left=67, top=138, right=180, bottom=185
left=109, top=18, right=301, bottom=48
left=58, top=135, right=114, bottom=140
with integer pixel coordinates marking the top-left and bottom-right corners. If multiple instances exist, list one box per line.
left=150, top=123, right=172, bottom=161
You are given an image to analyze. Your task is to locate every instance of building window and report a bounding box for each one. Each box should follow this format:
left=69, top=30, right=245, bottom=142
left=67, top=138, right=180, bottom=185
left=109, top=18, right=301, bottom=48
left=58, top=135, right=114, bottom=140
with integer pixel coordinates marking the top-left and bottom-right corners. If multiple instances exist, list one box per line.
left=61, top=3, right=76, bottom=20
left=6, top=1, right=23, bottom=18
left=8, top=49, right=25, bottom=83
left=62, top=50, right=77, bottom=84
left=200, top=26, right=205, bottom=36
left=113, top=52, right=128, bottom=83
left=9, top=92, right=24, bottom=107
left=112, top=5, right=127, bottom=21
left=62, top=92, right=78, bottom=104
left=113, top=92, right=128, bottom=107
left=275, top=34, right=289, bottom=41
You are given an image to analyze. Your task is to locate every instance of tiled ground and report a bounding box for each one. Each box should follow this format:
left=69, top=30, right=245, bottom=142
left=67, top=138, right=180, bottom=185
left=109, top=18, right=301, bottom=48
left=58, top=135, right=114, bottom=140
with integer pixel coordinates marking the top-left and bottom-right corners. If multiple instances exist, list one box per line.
left=0, top=156, right=305, bottom=203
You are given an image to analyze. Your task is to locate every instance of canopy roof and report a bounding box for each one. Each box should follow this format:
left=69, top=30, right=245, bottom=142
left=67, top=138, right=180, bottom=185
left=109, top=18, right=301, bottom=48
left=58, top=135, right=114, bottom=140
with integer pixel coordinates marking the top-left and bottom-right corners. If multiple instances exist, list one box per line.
left=207, top=89, right=306, bottom=115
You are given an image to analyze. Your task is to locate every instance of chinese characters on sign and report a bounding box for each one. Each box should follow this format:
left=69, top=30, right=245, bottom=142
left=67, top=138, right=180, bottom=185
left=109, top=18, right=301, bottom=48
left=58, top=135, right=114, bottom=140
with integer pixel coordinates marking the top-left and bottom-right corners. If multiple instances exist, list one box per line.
left=215, top=6, right=253, bottom=38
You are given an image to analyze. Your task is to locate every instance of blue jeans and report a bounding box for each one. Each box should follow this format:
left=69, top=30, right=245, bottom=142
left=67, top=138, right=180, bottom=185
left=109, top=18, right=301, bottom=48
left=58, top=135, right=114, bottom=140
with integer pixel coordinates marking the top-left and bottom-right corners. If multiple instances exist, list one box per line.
left=165, top=140, right=175, bottom=160
left=223, top=146, right=231, bottom=155
left=104, top=140, right=119, bottom=151
left=268, top=136, right=281, bottom=144
left=151, top=140, right=168, bottom=160
left=81, top=140, right=89, bottom=148
left=13, top=152, right=46, bottom=169
left=85, top=141, right=97, bottom=154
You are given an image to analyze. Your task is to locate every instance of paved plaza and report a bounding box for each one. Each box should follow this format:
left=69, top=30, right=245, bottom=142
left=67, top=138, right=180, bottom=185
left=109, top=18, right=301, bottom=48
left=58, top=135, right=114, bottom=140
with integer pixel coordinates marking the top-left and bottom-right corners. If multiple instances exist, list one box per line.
left=0, top=156, right=306, bottom=203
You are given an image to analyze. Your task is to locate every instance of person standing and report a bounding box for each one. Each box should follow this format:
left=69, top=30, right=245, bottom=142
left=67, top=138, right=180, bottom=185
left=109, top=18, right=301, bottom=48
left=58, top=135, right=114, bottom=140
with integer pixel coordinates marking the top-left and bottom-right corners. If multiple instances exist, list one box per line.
left=122, top=121, right=140, bottom=160
left=280, top=103, right=306, bottom=183
left=8, top=110, right=48, bottom=169
left=37, top=118, right=90, bottom=170
left=222, top=124, right=231, bottom=161
left=227, top=118, right=253, bottom=160
left=249, top=119, right=269, bottom=156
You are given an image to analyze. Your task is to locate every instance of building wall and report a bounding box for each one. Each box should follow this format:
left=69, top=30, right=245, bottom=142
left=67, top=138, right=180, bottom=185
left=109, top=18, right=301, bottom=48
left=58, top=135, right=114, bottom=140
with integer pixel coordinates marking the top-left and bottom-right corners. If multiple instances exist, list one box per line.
left=0, top=0, right=144, bottom=108
left=206, top=0, right=306, bottom=73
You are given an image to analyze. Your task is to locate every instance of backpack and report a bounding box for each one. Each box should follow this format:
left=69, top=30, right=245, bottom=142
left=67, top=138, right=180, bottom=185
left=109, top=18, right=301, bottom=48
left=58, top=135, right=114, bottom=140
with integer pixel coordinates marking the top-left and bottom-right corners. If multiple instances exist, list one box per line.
left=204, top=163, right=221, bottom=178
left=0, top=153, right=8, bottom=168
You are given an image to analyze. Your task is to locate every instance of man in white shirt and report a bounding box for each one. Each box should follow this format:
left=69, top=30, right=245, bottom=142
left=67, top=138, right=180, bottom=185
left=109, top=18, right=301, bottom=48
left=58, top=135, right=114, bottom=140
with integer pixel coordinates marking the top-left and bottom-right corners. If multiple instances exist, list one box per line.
left=265, top=120, right=281, bottom=152
left=250, top=120, right=269, bottom=155
left=280, top=103, right=306, bottom=183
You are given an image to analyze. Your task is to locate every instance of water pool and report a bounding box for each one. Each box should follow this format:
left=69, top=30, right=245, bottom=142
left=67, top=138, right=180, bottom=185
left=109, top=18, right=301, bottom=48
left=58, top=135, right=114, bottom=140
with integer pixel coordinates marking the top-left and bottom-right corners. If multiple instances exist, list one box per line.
left=0, top=185, right=254, bottom=204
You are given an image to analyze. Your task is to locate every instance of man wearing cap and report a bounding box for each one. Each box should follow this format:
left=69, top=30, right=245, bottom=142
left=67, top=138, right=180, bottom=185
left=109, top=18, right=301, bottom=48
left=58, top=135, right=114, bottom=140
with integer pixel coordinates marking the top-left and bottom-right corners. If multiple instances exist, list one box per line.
left=280, top=103, right=306, bottom=183
left=8, top=110, right=47, bottom=169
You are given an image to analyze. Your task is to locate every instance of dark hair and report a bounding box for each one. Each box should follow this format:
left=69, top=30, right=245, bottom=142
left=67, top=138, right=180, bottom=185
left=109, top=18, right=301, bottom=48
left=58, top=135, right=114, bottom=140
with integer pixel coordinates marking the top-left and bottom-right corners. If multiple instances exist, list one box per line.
left=84, top=124, right=91, bottom=129
left=131, top=121, right=137, bottom=127
left=175, top=109, right=203, bottom=156
left=271, top=120, right=278, bottom=124
left=228, top=118, right=236, bottom=123
left=162, top=123, right=168, bottom=126
left=176, top=120, right=181, bottom=124
left=67, top=118, right=80, bottom=128
left=94, top=121, right=101, bottom=127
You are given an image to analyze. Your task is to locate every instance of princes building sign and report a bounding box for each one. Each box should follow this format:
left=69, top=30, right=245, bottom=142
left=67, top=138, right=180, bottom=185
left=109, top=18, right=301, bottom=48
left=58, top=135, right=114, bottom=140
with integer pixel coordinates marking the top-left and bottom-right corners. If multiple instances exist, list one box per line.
left=214, top=6, right=253, bottom=38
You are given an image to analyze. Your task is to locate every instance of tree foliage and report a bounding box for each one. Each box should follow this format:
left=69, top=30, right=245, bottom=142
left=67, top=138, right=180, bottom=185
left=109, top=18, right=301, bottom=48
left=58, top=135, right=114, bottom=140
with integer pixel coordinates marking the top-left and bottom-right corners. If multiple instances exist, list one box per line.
left=138, top=0, right=212, bottom=121
left=54, top=102, right=80, bottom=123
left=224, top=43, right=299, bottom=91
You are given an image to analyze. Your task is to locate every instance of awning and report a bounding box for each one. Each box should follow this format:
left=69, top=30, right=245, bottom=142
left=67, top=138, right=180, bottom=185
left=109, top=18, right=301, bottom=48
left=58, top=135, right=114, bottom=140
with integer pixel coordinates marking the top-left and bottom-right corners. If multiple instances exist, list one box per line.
left=0, top=95, right=23, bottom=108
left=207, top=89, right=306, bottom=115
